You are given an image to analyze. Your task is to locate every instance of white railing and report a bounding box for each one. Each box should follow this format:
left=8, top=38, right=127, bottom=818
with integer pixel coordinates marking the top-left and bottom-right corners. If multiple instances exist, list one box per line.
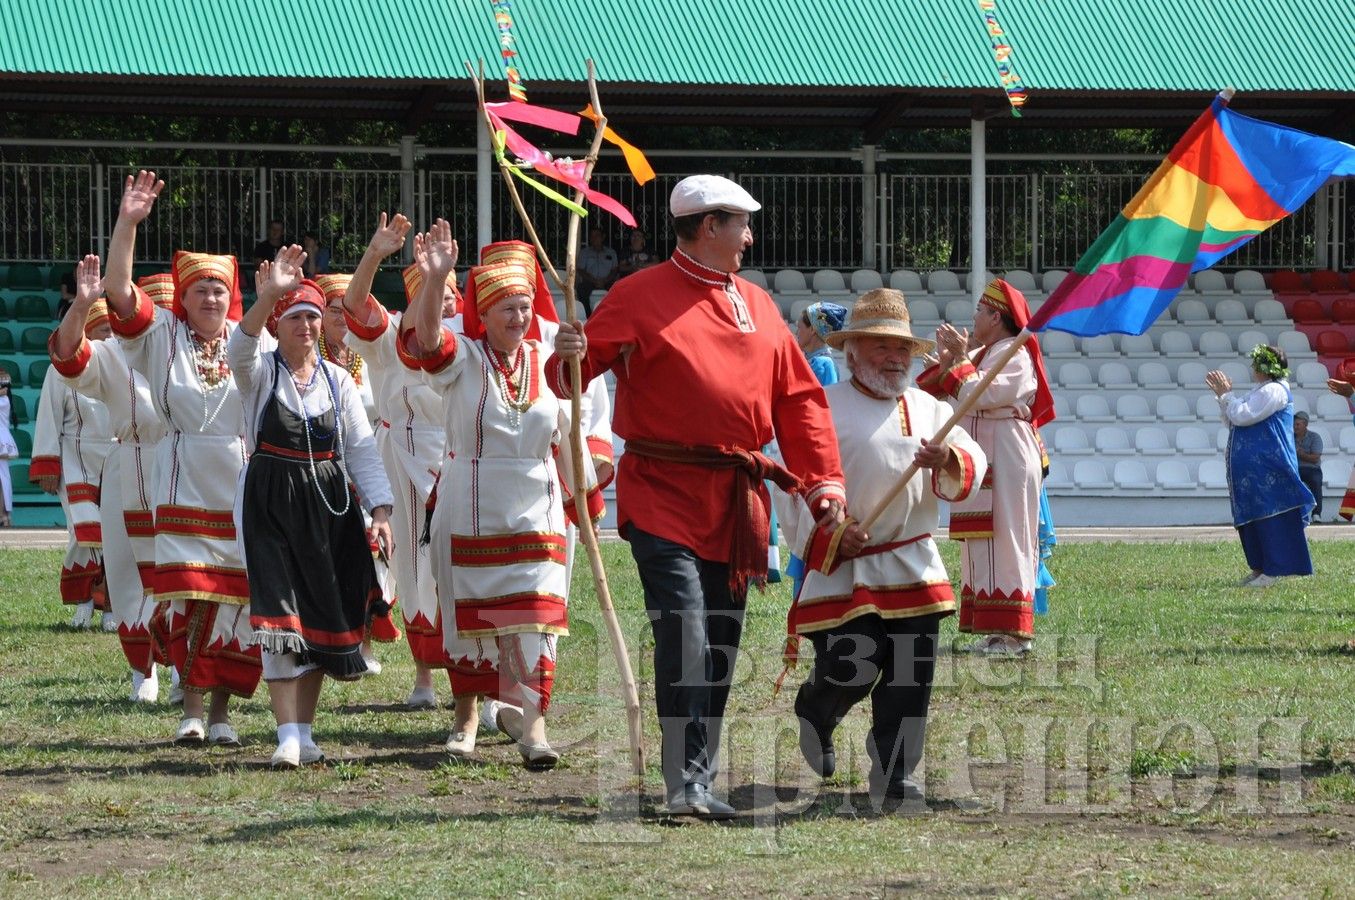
left=268, top=168, right=402, bottom=268
left=0, top=163, right=94, bottom=263
left=104, top=165, right=258, bottom=265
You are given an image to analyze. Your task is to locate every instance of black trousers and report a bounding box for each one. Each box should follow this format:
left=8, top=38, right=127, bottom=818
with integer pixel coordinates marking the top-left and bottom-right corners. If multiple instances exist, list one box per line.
left=797, top=612, right=942, bottom=787
left=628, top=527, right=746, bottom=796
left=1299, top=466, right=1323, bottom=518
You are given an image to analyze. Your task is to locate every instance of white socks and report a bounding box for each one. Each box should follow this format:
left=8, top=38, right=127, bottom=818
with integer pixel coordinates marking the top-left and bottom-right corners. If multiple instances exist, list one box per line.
left=276, top=722, right=300, bottom=755
left=298, top=723, right=314, bottom=747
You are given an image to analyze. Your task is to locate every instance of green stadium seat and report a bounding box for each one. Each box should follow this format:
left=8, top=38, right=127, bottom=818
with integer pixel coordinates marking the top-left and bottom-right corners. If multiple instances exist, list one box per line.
left=0, top=296, right=7, bottom=319
left=0, top=331, right=13, bottom=354
left=47, top=263, right=74, bottom=289
left=6, top=264, right=44, bottom=290
left=11, top=389, right=35, bottom=423
left=10, top=460, right=40, bottom=495
left=20, top=326, right=52, bottom=353
left=13, top=295, right=52, bottom=322
left=27, top=359, right=49, bottom=387
left=0, top=360, right=18, bottom=385
left=372, top=269, right=406, bottom=295
left=13, top=428, right=32, bottom=458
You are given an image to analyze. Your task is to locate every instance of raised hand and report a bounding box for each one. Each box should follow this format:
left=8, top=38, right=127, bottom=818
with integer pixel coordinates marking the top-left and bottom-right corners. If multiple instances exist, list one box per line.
left=257, top=244, right=307, bottom=301
left=73, top=255, right=103, bottom=308
left=118, top=170, right=164, bottom=224
left=1327, top=377, right=1355, bottom=399
left=367, top=212, right=411, bottom=260
left=412, top=231, right=432, bottom=276
left=1205, top=370, right=1232, bottom=397
left=425, top=218, right=459, bottom=277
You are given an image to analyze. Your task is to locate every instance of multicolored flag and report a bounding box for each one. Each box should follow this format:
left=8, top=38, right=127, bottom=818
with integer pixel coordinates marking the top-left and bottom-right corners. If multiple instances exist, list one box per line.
left=1028, top=95, right=1355, bottom=336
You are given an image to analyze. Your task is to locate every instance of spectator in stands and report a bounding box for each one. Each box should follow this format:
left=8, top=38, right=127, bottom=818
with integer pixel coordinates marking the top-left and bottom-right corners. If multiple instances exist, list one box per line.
left=1206, top=345, right=1313, bottom=587
left=1293, top=411, right=1324, bottom=521
left=58, top=272, right=77, bottom=320
left=616, top=228, right=657, bottom=277
left=0, top=374, right=15, bottom=527
left=575, top=227, right=617, bottom=316
left=302, top=231, right=331, bottom=278
left=253, top=218, right=288, bottom=269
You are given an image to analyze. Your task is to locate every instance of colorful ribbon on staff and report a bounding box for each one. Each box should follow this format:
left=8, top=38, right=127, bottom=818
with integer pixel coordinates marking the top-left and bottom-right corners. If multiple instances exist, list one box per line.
left=490, top=0, right=527, bottom=102
left=976, top=0, right=1027, bottom=117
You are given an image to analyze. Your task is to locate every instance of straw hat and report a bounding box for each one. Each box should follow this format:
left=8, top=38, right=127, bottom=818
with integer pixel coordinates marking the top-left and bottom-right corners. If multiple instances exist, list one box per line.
left=825, top=289, right=935, bottom=354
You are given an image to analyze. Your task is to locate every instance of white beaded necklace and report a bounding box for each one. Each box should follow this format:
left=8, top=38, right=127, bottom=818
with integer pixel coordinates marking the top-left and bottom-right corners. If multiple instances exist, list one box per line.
left=485, top=340, right=533, bottom=429
left=282, top=354, right=352, bottom=517
left=189, top=329, right=232, bottom=433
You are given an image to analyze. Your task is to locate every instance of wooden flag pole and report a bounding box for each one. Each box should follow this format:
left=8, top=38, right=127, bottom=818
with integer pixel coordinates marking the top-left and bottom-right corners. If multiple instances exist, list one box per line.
left=859, top=329, right=1033, bottom=532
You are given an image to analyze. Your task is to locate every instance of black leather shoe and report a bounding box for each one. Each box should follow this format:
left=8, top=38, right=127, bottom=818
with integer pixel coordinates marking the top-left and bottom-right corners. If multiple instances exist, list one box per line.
left=666, top=783, right=736, bottom=820
left=794, top=687, right=836, bottom=777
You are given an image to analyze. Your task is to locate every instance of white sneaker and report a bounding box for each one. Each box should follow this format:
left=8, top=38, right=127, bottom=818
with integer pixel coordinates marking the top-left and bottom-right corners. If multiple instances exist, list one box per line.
left=130, top=670, right=159, bottom=703
left=1246, top=574, right=1277, bottom=588
left=359, top=654, right=382, bottom=677
left=977, top=635, right=1032, bottom=657
left=299, top=743, right=326, bottom=765
left=168, top=686, right=185, bottom=705
left=271, top=743, right=300, bottom=769
left=100, top=613, right=118, bottom=633
left=175, top=717, right=206, bottom=744
left=405, top=685, right=438, bottom=709
left=69, top=601, right=94, bottom=630
left=960, top=635, right=999, bottom=654
left=1238, top=572, right=1261, bottom=586
left=445, top=730, right=476, bottom=758
left=208, top=723, right=241, bottom=746
left=480, top=699, right=525, bottom=742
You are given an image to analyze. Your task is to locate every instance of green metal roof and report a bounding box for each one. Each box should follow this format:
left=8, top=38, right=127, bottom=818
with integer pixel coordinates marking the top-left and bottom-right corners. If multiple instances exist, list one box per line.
left=2, top=0, right=1351, bottom=93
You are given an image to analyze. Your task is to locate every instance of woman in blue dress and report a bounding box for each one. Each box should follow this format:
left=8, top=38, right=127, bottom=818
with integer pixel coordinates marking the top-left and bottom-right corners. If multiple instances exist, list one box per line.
left=1206, top=344, right=1314, bottom=587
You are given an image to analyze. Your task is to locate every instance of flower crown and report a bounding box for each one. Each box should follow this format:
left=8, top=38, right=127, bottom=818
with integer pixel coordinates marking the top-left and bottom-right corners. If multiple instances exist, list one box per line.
left=1250, top=344, right=1289, bottom=380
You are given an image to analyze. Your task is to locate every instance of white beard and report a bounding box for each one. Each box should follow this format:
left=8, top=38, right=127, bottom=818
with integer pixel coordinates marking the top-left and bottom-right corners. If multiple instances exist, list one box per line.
left=854, top=363, right=910, bottom=398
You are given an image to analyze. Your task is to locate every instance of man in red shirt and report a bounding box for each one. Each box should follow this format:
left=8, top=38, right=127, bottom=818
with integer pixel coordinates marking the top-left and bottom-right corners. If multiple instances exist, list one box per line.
left=549, top=174, right=846, bottom=818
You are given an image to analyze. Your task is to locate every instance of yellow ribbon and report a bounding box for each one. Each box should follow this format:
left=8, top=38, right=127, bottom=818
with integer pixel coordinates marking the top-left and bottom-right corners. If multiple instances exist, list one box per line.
left=578, top=104, right=656, bottom=185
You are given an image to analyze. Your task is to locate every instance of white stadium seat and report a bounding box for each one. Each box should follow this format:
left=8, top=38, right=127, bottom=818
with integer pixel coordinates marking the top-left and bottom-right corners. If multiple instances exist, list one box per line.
left=1156, top=460, right=1195, bottom=489
left=1277, top=330, right=1315, bottom=358
left=1214, top=298, right=1249, bottom=323
left=1075, top=395, right=1114, bottom=422
left=1114, top=460, right=1153, bottom=490
left=1199, top=459, right=1228, bottom=489
left=1316, top=392, right=1351, bottom=421
left=1136, top=361, right=1174, bottom=389
left=1341, top=426, right=1355, bottom=454
left=1041, top=331, right=1079, bottom=358
left=1003, top=270, right=1039, bottom=294
left=1134, top=427, right=1172, bottom=455
left=964, top=271, right=997, bottom=292
left=1095, top=426, right=1132, bottom=454
left=1073, top=460, right=1113, bottom=489
left=1198, top=394, right=1223, bottom=420
left=1322, top=458, right=1353, bottom=489
left=812, top=269, right=847, bottom=293
left=1194, top=270, right=1230, bottom=294
left=1121, top=333, right=1156, bottom=356
left=1116, top=395, right=1153, bottom=421
left=1054, top=427, right=1093, bottom=455
left=1160, top=331, right=1196, bottom=357
left=1058, top=362, right=1095, bottom=388
left=889, top=270, right=923, bottom=292
left=850, top=269, right=884, bottom=292
left=1054, top=394, right=1073, bottom=419
left=1220, top=361, right=1252, bottom=384
left=1216, top=427, right=1230, bottom=451
left=1177, top=362, right=1210, bottom=390
left=1296, top=361, right=1332, bottom=389
left=1198, top=330, right=1234, bottom=356
left=1253, top=299, right=1289, bottom=324
left=944, top=299, right=975, bottom=323
left=1175, top=299, right=1210, bottom=323
left=1082, top=335, right=1118, bottom=357
left=1292, top=394, right=1311, bottom=415
left=741, top=270, right=768, bottom=289
left=926, top=270, right=963, bottom=294
left=1175, top=426, right=1214, bottom=455
left=908, top=299, right=941, bottom=324
left=1042, top=270, right=1068, bottom=293
left=1157, top=394, right=1195, bottom=421
left=1097, top=362, right=1134, bottom=389
left=1046, top=460, right=1072, bottom=489
left=1235, top=329, right=1267, bottom=354
left=774, top=269, right=809, bottom=293
left=1233, top=270, right=1268, bottom=293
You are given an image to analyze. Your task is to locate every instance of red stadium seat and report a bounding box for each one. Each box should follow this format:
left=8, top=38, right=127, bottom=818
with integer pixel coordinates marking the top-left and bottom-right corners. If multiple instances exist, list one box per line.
left=1314, top=330, right=1349, bottom=355
left=1270, top=270, right=1306, bottom=294
left=1292, top=298, right=1327, bottom=323
left=1332, top=298, right=1355, bottom=324
left=1310, top=270, right=1346, bottom=293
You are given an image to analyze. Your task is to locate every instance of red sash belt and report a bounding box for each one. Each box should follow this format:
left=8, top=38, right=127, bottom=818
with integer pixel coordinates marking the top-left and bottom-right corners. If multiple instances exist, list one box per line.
left=257, top=441, right=334, bottom=461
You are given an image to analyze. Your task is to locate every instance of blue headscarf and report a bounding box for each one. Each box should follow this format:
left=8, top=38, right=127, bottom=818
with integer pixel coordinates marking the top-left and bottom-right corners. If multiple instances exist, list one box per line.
left=804, top=301, right=847, bottom=341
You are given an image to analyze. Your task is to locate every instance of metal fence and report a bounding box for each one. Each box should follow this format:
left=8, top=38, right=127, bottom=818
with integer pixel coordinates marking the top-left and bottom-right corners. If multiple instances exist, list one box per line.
left=4, top=160, right=1348, bottom=273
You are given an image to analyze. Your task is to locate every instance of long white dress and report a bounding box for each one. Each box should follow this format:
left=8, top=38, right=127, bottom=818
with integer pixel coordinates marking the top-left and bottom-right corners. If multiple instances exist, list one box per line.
left=0, top=395, right=16, bottom=515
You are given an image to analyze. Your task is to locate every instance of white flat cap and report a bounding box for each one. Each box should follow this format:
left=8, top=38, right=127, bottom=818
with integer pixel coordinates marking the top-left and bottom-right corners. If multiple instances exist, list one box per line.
left=669, top=174, right=762, bottom=217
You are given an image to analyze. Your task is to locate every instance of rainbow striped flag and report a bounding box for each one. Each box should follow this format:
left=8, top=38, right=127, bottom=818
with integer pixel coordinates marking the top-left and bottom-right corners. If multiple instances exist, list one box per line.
left=1028, top=96, right=1355, bottom=336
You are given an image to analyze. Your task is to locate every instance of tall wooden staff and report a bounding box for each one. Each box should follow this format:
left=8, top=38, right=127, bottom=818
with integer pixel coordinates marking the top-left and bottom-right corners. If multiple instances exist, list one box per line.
left=467, top=60, right=645, bottom=778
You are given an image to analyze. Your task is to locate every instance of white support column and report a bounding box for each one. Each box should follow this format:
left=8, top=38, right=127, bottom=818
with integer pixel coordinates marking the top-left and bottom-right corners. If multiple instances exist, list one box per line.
left=861, top=144, right=878, bottom=270
left=93, top=164, right=106, bottom=259
left=970, top=115, right=986, bottom=307
left=257, top=166, right=268, bottom=243
left=399, top=135, right=416, bottom=264
left=1314, top=183, right=1331, bottom=270
left=476, top=123, right=493, bottom=254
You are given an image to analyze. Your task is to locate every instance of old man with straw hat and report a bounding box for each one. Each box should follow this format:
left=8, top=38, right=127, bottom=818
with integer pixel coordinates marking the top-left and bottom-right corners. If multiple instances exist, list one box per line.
left=784, top=288, right=987, bottom=807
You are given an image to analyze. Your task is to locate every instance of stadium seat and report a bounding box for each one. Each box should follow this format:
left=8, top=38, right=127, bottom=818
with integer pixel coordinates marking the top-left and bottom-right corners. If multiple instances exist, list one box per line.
left=1316, top=392, right=1350, bottom=421
left=741, top=270, right=769, bottom=290
left=1121, top=333, right=1155, bottom=357
left=1252, top=299, right=1289, bottom=324
left=789, top=300, right=815, bottom=323
left=1136, top=361, right=1173, bottom=389
left=27, top=360, right=48, bottom=387
left=926, top=271, right=963, bottom=294
left=1040, top=331, right=1078, bottom=358
left=1095, top=426, right=1132, bottom=454
left=1270, top=270, right=1306, bottom=294
left=1177, top=362, right=1209, bottom=390
left=1159, top=331, right=1195, bottom=357
left=1331, top=298, right=1355, bottom=324
left=1311, top=270, right=1347, bottom=293
left=0, top=360, right=19, bottom=386
left=1315, top=330, right=1349, bottom=356
left=1046, top=460, right=1072, bottom=490
left=1175, top=426, right=1214, bottom=455
left=1193, top=270, right=1229, bottom=294
left=1296, top=361, right=1334, bottom=388
left=370, top=269, right=405, bottom=296
left=1233, top=270, right=1267, bottom=293
left=1074, top=395, right=1113, bottom=422
left=1213, top=299, right=1248, bottom=323
left=1197, top=394, right=1223, bottom=420
left=773, top=270, right=809, bottom=294
left=13, top=295, right=50, bottom=322
left=7, top=393, right=27, bottom=424
left=812, top=269, right=847, bottom=293
left=1002, top=270, right=1038, bottom=294
left=1235, top=329, right=1267, bottom=355
left=1042, top=270, right=1067, bottom=293
left=909, top=299, right=941, bottom=324
left=962, top=271, right=996, bottom=293
left=1082, top=335, right=1117, bottom=357
left=13, top=428, right=32, bottom=458
left=943, top=299, right=974, bottom=323
left=1198, top=330, right=1233, bottom=356
left=1340, top=426, right=1355, bottom=454
left=1322, top=458, right=1353, bottom=489
left=1199, top=459, right=1228, bottom=489
left=850, top=269, right=884, bottom=292
left=1292, top=394, right=1311, bottom=416
left=1097, top=362, right=1133, bottom=389
left=1072, top=460, right=1113, bottom=489
left=1291, top=298, right=1327, bottom=324
left=1113, top=460, right=1153, bottom=490
left=0, top=330, right=13, bottom=354
left=0, top=297, right=7, bottom=319
left=1156, top=460, right=1195, bottom=489
left=1134, top=426, right=1172, bottom=455
left=1116, top=395, right=1153, bottom=422
left=10, top=461, right=37, bottom=495
left=20, top=326, right=51, bottom=353
left=1175, top=299, right=1210, bottom=323
left=1156, top=394, right=1194, bottom=421
left=1277, top=330, right=1314, bottom=358
left=1053, top=427, right=1093, bottom=456
left=6, top=263, right=44, bottom=290
left=1058, top=362, right=1095, bottom=388
left=889, top=270, right=923, bottom=293
left=1220, top=361, right=1251, bottom=384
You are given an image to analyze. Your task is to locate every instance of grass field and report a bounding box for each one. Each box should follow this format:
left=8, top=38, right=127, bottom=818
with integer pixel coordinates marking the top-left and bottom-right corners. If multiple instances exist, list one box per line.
left=1, top=538, right=1354, bottom=897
